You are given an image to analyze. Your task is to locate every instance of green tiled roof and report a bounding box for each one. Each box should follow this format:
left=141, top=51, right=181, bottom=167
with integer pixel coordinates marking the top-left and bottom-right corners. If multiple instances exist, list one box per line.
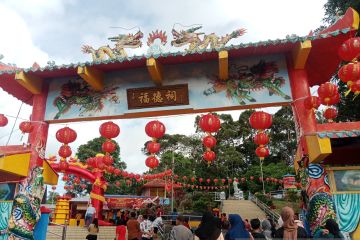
left=0, top=28, right=351, bottom=75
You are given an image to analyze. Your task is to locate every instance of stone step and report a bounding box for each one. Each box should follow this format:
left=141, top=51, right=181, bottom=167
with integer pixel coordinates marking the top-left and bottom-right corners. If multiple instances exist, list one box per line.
left=221, top=200, right=267, bottom=220
left=47, top=226, right=116, bottom=240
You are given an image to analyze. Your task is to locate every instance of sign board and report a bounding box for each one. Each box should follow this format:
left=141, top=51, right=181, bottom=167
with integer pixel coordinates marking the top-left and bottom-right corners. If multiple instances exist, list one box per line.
left=159, top=197, right=170, bottom=206
left=127, top=84, right=189, bottom=109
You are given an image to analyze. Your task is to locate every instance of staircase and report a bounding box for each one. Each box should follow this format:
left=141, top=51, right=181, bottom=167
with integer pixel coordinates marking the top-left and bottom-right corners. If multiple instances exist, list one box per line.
left=221, top=200, right=267, bottom=220
left=46, top=226, right=116, bottom=240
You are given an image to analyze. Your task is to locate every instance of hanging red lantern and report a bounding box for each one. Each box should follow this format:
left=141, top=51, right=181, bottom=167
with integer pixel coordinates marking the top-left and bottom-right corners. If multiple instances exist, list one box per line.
left=250, top=176, right=254, bottom=181
left=266, top=177, right=270, bottom=182
left=146, top=141, right=161, bottom=154
left=122, top=171, right=129, bottom=178
left=107, top=166, right=115, bottom=174
left=69, top=185, right=74, bottom=190
left=255, top=146, right=270, bottom=160
left=59, top=159, right=69, bottom=172
left=182, top=176, right=187, bottom=181
left=318, top=82, right=338, bottom=100
left=58, top=145, right=72, bottom=158
left=221, top=179, right=226, bottom=184
left=213, top=178, right=218, bottom=184
left=0, top=114, right=8, bottom=127
left=338, top=37, right=360, bottom=62
left=202, top=135, right=217, bottom=148
left=19, top=121, right=33, bottom=134
left=304, top=96, right=321, bottom=110
left=126, top=180, right=132, bottom=186
left=64, top=185, right=69, bottom=190
left=228, top=178, right=233, bottom=184
left=253, top=132, right=269, bottom=146
left=203, top=150, right=216, bottom=163
left=145, top=120, right=166, bottom=139
left=102, top=155, right=114, bottom=166
left=206, top=178, right=211, bottom=184
left=323, top=108, right=338, bottom=122
left=145, top=156, right=159, bottom=169
left=62, top=175, right=69, bottom=181
left=325, top=93, right=340, bottom=105
left=338, top=62, right=360, bottom=85
left=56, top=127, right=77, bottom=144
left=102, top=140, right=116, bottom=153
left=74, top=177, right=81, bottom=184
left=51, top=186, right=56, bottom=191
left=350, top=80, right=360, bottom=94
left=191, top=177, right=195, bottom=182
left=81, top=184, right=87, bottom=189
left=199, top=113, right=221, bottom=133
left=99, top=121, right=120, bottom=139
left=199, top=178, right=203, bottom=183
left=249, top=111, right=272, bottom=130
left=174, top=175, right=179, bottom=180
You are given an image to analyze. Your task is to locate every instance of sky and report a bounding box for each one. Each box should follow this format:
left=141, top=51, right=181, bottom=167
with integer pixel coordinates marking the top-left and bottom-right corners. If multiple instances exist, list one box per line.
left=0, top=0, right=327, bottom=190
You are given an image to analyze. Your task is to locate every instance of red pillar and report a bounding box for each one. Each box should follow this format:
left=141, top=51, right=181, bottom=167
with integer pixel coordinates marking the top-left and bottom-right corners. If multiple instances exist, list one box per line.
left=91, top=171, right=104, bottom=220
left=28, top=85, right=49, bottom=169
left=286, top=57, right=317, bottom=153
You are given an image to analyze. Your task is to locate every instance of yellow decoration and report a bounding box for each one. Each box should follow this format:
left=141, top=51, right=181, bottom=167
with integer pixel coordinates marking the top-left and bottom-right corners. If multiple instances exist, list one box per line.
left=305, top=135, right=332, bottom=163
left=15, top=71, right=43, bottom=94
left=90, top=192, right=106, bottom=202
left=0, top=153, right=30, bottom=177
left=43, top=160, right=59, bottom=185
left=147, top=57, right=163, bottom=85
left=53, top=198, right=70, bottom=225
left=218, top=50, right=228, bottom=80
left=292, top=40, right=312, bottom=69
left=77, top=66, right=104, bottom=91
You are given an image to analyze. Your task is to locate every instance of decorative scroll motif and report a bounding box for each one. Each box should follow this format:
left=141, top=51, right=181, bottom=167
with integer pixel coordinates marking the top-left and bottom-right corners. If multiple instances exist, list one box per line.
left=82, top=30, right=144, bottom=60
left=204, top=60, right=291, bottom=105
left=171, top=26, right=246, bottom=52
left=53, top=79, right=120, bottom=120
left=8, top=167, right=45, bottom=240
left=147, top=30, right=167, bottom=55
left=0, top=202, right=13, bottom=240
left=333, top=193, right=360, bottom=234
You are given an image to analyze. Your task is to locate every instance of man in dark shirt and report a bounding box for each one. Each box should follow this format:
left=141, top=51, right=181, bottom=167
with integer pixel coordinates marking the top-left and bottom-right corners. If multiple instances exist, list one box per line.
left=250, top=218, right=266, bottom=239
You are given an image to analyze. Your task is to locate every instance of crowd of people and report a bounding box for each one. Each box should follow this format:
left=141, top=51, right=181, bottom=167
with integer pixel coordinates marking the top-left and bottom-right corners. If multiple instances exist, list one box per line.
left=82, top=204, right=344, bottom=240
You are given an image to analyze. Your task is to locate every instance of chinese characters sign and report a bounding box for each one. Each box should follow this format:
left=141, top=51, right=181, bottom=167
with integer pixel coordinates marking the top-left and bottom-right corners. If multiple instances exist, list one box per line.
left=127, top=84, right=189, bottom=109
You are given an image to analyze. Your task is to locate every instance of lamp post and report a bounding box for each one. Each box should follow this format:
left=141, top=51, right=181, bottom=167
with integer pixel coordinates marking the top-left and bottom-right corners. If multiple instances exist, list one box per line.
left=260, top=160, right=265, bottom=195
left=171, top=151, right=175, bottom=212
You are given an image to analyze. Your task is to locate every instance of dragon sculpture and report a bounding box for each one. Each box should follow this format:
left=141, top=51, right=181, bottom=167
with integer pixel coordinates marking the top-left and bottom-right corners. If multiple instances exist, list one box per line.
left=203, top=60, right=291, bottom=105
left=52, top=79, right=120, bottom=119
left=8, top=167, right=45, bottom=240
left=171, top=26, right=246, bottom=52
left=82, top=30, right=143, bottom=60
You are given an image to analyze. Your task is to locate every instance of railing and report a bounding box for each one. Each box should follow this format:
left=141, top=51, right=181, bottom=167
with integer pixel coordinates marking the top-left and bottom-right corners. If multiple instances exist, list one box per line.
left=249, top=195, right=280, bottom=222
left=47, top=221, right=68, bottom=240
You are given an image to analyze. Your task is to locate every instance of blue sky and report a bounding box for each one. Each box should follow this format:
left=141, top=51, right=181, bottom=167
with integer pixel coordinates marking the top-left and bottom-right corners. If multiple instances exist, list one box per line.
left=0, top=0, right=327, bottom=192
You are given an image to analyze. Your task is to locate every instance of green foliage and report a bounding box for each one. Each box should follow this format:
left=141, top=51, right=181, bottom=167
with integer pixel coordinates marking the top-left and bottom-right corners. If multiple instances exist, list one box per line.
left=254, top=193, right=273, bottom=207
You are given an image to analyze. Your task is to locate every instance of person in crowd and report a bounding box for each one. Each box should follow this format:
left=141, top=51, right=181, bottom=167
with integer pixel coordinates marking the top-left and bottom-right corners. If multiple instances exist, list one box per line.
left=122, top=210, right=129, bottom=224
left=274, top=207, right=307, bottom=239
left=194, top=211, right=223, bottom=240
left=225, top=214, right=250, bottom=240
left=250, top=218, right=266, bottom=239
left=86, top=218, right=99, bottom=240
left=85, top=203, right=96, bottom=227
left=138, top=214, right=144, bottom=223
left=171, top=208, right=178, bottom=226
left=244, top=219, right=251, bottom=231
left=294, top=213, right=305, bottom=228
left=75, top=212, right=82, bottom=226
left=170, top=215, right=194, bottom=240
left=116, top=219, right=127, bottom=240
left=313, top=218, right=344, bottom=239
left=183, top=216, right=191, bottom=229
left=266, top=218, right=277, bottom=238
left=261, top=219, right=272, bottom=240
left=156, top=206, right=164, bottom=217
left=152, top=214, right=163, bottom=236
left=140, top=214, right=153, bottom=240
left=127, top=212, right=142, bottom=240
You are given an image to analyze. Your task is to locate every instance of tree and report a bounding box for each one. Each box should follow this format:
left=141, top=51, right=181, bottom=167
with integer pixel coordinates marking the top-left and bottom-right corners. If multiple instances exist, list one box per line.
left=322, top=0, right=360, bottom=121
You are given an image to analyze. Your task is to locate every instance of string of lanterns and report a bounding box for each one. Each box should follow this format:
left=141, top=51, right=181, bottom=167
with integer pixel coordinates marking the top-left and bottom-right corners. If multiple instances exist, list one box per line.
left=249, top=111, right=272, bottom=160
left=145, top=120, right=166, bottom=169
left=198, top=113, right=221, bottom=165
left=56, top=127, right=77, bottom=172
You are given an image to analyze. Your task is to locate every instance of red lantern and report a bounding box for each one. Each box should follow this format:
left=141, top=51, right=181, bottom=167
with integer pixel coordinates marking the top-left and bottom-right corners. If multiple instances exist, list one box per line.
left=74, top=177, right=80, bottom=184
left=221, top=179, right=226, bottom=184
left=64, top=185, right=69, bottom=190
left=145, top=120, right=166, bottom=139
left=0, top=114, right=8, bottom=127
left=81, top=184, right=87, bottom=189
left=338, top=62, right=360, bottom=85
left=145, top=156, right=159, bottom=169
left=266, top=177, right=270, bottom=182
left=59, top=159, right=69, bottom=172
left=102, top=155, right=114, bottom=166
left=325, top=93, right=340, bottom=105
left=69, top=185, right=74, bottom=190
left=250, top=176, right=254, bottom=181
left=350, top=80, right=360, bottom=94
left=51, top=186, right=56, bottom=190
left=102, top=140, right=116, bottom=153
left=199, top=178, right=203, bottom=183
left=62, top=175, right=69, bottom=181
left=213, top=178, right=218, bottom=183
left=99, top=121, right=120, bottom=139
left=174, top=175, right=179, bottom=180
left=122, top=171, right=129, bottom=178
left=323, top=108, right=337, bottom=122
left=255, top=146, right=270, bottom=160
left=19, top=121, right=33, bottom=133
left=304, top=96, right=321, bottom=110
left=206, top=178, right=211, bottom=184
left=253, top=132, right=269, bottom=146
left=126, top=180, right=132, bottom=186
left=182, top=176, right=187, bottom=181
left=107, top=166, right=115, bottom=174
left=199, top=113, right=221, bottom=133
left=202, top=135, right=217, bottom=148
left=318, top=82, right=338, bottom=100
left=56, top=127, right=77, bottom=144
left=228, top=179, right=233, bottom=184
left=191, top=177, right=195, bottom=182
left=249, top=111, right=272, bottom=130
left=338, top=37, right=360, bottom=62
left=146, top=141, right=161, bottom=154
left=203, top=151, right=216, bottom=163
left=58, top=145, right=72, bottom=158
left=241, top=177, right=245, bottom=182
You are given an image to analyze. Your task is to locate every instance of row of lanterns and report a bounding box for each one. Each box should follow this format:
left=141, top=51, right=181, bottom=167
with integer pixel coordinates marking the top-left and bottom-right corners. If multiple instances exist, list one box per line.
left=199, top=113, right=221, bottom=165
left=144, top=120, right=166, bottom=169
left=56, top=127, right=77, bottom=172
left=249, top=111, right=272, bottom=160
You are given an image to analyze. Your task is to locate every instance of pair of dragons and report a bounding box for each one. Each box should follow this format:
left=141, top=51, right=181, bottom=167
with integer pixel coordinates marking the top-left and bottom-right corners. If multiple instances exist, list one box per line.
left=82, top=26, right=246, bottom=60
